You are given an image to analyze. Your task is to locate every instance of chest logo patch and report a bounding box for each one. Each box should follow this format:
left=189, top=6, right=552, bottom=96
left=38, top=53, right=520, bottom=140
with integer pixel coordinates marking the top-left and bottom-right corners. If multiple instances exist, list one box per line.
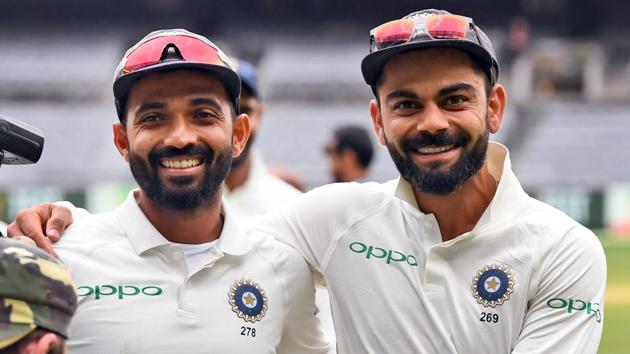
left=472, top=263, right=515, bottom=307
left=228, top=279, right=268, bottom=323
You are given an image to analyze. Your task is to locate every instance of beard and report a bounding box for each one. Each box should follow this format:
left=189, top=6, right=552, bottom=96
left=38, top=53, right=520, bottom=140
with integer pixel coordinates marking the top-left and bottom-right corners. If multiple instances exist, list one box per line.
left=128, top=143, right=232, bottom=212
left=230, top=132, right=255, bottom=169
left=385, top=125, right=489, bottom=196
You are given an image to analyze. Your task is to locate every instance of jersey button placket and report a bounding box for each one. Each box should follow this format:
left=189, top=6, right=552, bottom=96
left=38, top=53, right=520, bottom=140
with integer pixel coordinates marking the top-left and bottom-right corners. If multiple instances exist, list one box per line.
left=177, top=251, right=223, bottom=320
left=171, top=247, right=196, bottom=320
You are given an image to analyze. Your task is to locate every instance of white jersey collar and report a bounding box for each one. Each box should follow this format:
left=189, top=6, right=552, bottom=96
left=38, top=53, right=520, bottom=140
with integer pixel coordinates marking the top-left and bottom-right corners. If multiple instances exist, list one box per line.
left=114, top=189, right=252, bottom=256
left=394, top=142, right=529, bottom=231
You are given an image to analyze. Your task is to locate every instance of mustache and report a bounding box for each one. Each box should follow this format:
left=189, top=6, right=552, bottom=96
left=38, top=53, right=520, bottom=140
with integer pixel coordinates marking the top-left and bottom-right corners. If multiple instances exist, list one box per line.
left=401, top=131, right=469, bottom=151
left=148, top=144, right=215, bottom=165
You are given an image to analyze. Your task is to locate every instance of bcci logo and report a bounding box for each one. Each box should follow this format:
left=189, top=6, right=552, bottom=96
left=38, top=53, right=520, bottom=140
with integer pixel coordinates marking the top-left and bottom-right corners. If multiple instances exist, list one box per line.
left=228, top=279, right=268, bottom=323
left=472, top=263, right=515, bottom=308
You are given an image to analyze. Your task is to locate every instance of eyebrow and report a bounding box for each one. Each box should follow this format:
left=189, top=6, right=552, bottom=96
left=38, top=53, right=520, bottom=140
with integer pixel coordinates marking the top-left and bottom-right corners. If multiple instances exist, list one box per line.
left=385, top=83, right=479, bottom=104
left=385, top=89, right=419, bottom=103
left=137, top=102, right=166, bottom=114
left=437, top=83, right=477, bottom=97
left=191, top=97, right=222, bottom=110
left=134, top=97, right=224, bottom=119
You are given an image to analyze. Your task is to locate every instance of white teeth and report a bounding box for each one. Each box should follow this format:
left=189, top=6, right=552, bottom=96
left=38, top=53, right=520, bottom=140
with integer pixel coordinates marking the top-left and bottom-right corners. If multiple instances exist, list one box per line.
left=418, top=144, right=455, bottom=154
left=161, top=159, right=201, bottom=169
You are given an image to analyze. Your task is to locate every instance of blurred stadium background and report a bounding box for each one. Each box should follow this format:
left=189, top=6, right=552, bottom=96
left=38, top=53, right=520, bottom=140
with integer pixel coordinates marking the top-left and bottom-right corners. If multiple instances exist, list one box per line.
left=0, top=1, right=628, bottom=351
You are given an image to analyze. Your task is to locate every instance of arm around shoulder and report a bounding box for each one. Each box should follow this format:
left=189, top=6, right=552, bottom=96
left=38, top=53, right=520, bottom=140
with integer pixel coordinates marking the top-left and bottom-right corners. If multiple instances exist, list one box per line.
left=252, top=182, right=386, bottom=273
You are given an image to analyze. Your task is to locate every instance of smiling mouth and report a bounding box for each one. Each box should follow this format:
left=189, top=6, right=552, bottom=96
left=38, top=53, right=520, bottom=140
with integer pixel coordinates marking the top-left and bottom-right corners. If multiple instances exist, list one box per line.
left=417, top=144, right=456, bottom=154
left=160, top=158, right=203, bottom=169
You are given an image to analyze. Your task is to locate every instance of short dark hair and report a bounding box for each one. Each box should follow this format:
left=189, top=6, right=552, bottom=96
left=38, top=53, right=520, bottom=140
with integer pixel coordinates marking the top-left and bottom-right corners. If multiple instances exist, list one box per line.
left=332, top=125, right=374, bottom=168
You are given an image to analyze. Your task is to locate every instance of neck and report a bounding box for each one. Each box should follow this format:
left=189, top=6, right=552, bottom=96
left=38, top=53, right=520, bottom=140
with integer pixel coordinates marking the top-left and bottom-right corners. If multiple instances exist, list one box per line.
left=413, top=163, right=497, bottom=242
left=135, top=190, right=224, bottom=244
left=225, top=155, right=252, bottom=191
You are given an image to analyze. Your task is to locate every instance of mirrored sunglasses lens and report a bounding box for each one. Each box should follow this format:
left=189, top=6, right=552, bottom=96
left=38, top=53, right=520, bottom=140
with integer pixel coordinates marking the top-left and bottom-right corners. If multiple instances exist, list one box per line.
left=426, top=15, right=468, bottom=39
left=123, top=37, right=171, bottom=73
left=374, top=19, right=414, bottom=50
left=123, top=36, right=225, bottom=73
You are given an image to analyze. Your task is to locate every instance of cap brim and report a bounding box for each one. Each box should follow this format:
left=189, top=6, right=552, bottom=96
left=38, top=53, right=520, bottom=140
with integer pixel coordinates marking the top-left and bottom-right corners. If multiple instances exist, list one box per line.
left=0, top=323, right=35, bottom=349
left=361, top=39, right=494, bottom=85
left=113, top=61, right=241, bottom=108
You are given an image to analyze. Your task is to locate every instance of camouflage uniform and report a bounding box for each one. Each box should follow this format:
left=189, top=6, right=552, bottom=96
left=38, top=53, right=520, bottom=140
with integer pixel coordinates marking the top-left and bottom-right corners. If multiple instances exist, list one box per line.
left=0, top=238, right=77, bottom=349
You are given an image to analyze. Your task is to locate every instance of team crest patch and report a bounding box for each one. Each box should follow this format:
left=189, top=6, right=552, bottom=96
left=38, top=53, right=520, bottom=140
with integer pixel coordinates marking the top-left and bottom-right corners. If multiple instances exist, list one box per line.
left=472, top=263, right=515, bottom=308
left=228, top=279, right=268, bottom=323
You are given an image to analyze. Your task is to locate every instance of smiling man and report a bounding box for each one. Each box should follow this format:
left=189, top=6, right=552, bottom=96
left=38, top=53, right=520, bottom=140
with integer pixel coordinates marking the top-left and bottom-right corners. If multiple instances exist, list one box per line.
left=7, top=29, right=331, bottom=354
left=10, top=10, right=606, bottom=354
left=252, top=9, right=606, bottom=352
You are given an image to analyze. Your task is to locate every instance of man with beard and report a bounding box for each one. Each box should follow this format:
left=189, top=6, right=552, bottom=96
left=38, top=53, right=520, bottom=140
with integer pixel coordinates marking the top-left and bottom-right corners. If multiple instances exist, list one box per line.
left=222, top=59, right=302, bottom=218
left=252, top=9, right=603, bottom=353
left=8, top=29, right=331, bottom=354
left=9, top=10, right=605, bottom=354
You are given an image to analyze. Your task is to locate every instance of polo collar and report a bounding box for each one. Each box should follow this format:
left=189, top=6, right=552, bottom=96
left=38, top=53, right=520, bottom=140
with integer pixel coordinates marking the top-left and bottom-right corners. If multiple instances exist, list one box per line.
left=114, top=190, right=252, bottom=256
left=393, top=142, right=528, bottom=228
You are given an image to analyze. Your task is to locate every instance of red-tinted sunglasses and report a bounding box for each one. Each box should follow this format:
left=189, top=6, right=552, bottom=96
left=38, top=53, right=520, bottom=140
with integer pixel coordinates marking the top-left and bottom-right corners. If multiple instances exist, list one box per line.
left=122, top=35, right=229, bottom=74
left=369, top=14, right=480, bottom=52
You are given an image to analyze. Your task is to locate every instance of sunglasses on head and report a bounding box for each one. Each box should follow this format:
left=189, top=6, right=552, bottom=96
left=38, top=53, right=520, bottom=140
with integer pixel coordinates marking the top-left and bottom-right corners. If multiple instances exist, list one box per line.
left=122, top=35, right=230, bottom=74
left=369, top=14, right=481, bottom=53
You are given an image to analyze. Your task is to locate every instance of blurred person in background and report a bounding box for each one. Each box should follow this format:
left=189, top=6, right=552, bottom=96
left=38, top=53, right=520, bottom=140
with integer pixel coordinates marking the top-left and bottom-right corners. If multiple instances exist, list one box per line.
left=11, top=29, right=332, bottom=354
left=503, top=16, right=530, bottom=68
left=226, top=59, right=335, bottom=344
left=324, top=125, right=374, bottom=183
left=8, top=9, right=606, bottom=353
left=0, top=238, right=77, bottom=354
left=222, top=59, right=303, bottom=218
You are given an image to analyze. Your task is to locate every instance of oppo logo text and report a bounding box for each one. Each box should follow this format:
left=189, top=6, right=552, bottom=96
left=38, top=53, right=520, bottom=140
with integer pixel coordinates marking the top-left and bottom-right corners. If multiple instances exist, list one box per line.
left=77, top=285, right=163, bottom=300
left=546, top=297, right=601, bottom=323
left=349, top=242, right=418, bottom=267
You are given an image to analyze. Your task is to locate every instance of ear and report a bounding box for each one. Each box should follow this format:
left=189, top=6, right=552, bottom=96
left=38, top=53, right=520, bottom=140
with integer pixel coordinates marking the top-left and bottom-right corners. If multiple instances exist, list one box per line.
left=113, top=122, right=130, bottom=162
left=23, top=332, right=60, bottom=354
left=487, top=84, right=507, bottom=134
left=369, top=99, right=386, bottom=146
left=231, top=113, right=251, bottom=158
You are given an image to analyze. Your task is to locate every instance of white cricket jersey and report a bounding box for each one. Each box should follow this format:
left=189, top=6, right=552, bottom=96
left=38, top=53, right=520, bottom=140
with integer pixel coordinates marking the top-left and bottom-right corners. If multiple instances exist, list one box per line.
left=54, top=191, right=332, bottom=354
left=251, top=142, right=607, bottom=354
left=223, top=151, right=337, bottom=347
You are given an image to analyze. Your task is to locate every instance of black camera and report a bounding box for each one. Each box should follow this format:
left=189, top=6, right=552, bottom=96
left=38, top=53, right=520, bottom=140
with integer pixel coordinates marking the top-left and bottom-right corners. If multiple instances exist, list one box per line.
left=0, top=114, right=44, bottom=166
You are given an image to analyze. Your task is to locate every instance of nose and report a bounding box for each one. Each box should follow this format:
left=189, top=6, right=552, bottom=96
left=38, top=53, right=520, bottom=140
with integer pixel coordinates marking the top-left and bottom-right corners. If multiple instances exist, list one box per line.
left=163, top=117, right=198, bottom=148
left=416, top=103, right=449, bottom=135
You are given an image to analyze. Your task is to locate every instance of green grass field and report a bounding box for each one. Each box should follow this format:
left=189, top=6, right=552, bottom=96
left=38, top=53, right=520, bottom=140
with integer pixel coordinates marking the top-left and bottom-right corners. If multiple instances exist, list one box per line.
left=598, top=236, right=630, bottom=354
